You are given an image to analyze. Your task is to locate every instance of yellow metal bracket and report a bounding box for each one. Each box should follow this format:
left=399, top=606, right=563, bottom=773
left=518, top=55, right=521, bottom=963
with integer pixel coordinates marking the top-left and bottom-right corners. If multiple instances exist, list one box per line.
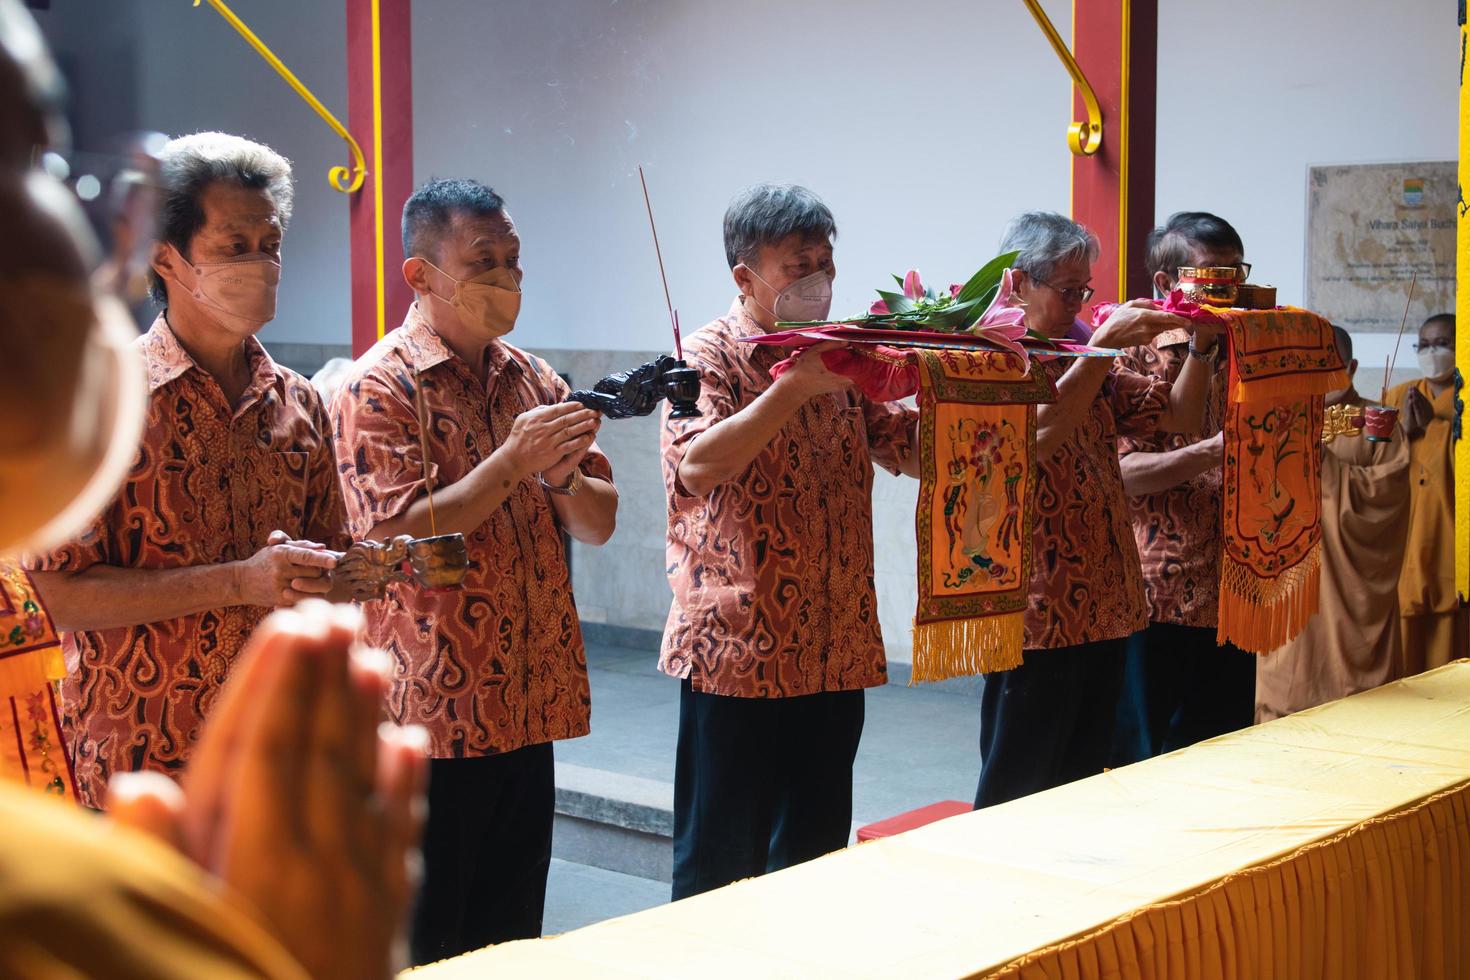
left=192, top=0, right=367, bottom=193
left=1021, top=0, right=1103, bottom=156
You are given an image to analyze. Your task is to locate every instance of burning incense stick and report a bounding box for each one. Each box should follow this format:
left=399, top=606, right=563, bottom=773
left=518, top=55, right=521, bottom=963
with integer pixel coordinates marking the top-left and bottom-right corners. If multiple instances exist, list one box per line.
left=413, top=372, right=438, bottom=536
left=637, top=164, right=682, bottom=360
left=1381, top=270, right=1418, bottom=401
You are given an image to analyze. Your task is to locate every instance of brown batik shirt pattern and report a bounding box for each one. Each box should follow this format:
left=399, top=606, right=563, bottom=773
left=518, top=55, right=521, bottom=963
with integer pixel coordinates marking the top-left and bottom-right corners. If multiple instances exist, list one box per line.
left=1116, top=329, right=1228, bottom=627
left=1026, top=357, right=1170, bottom=650
left=660, top=299, right=918, bottom=698
left=25, top=315, right=350, bottom=807
left=330, top=305, right=612, bottom=758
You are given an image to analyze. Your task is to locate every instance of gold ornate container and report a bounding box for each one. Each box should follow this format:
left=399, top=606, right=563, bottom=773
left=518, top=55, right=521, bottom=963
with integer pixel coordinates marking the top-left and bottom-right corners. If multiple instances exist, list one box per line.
left=1177, top=266, right=1239, bottom=307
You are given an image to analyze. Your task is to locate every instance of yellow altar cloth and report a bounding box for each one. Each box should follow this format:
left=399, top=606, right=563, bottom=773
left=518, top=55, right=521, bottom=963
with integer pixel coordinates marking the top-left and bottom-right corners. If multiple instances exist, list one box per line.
left=411, top=663, right=1470, bottom=979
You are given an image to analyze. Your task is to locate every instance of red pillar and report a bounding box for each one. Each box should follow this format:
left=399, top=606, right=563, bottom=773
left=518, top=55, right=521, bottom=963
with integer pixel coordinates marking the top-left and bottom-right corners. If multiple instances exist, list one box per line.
left=1071, top=0, right=1157, bottom=305
left=346, top=0, right=414, bottom=356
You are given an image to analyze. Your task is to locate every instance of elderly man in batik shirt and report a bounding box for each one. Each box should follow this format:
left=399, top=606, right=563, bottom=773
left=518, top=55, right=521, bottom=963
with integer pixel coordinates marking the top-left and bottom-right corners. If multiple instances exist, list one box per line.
left=973, top=211, right=1214, bottom=809
left=26, top=133, right=350, bottom=808
left=332, top=178, right=617, bottom=964
left=1111, top=213, right=1255, bottom=763
left=662, top=183, right=920, bottom=899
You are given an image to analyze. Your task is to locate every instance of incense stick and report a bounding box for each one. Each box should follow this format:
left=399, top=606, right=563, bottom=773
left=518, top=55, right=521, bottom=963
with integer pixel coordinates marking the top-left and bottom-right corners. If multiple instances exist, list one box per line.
left=1381, top=270, right=1418, bottom=401
left=413, top=372, right=438, bottom=536
left=637, top=164, right=682, bottom=359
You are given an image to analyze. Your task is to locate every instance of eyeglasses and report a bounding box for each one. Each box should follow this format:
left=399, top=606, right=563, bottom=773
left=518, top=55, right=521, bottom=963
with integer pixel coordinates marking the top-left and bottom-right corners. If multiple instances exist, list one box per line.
left=1413, top=339, right=1453, bottom=352
left=1032, top=276, right=1095, bottom=304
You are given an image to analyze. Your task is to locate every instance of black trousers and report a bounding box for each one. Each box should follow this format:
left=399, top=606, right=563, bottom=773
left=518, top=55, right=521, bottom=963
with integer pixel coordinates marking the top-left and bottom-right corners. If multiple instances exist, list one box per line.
left=1110, top=622, right=1256, bottom=766
left=409, top=743, right=555, bottom=966
left=974, top=638, right=1127, bottom=809
left=672, top=680, right=865, bottom=901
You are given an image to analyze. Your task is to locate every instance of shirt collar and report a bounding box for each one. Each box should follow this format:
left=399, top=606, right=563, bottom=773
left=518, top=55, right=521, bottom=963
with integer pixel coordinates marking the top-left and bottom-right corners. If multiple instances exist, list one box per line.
left=398, top=301, right=518, bottom=382
left=725, top=296, right=768, bottom=339
left=141, top=314, right=278, bottom=402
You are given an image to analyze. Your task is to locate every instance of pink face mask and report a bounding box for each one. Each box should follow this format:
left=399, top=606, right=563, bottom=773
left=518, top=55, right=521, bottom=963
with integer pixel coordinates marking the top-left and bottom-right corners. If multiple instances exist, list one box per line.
left=169, top=243, right=281, bottom=334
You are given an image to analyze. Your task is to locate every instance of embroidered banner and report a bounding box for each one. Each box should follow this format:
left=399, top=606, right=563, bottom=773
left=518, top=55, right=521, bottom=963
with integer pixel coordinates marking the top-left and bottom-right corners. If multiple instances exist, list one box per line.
left=912, top=349, right=1056, bottom=681
left=1218, top=309, right=1350, bottom=654
left=0, top=560, right=77, bottom=801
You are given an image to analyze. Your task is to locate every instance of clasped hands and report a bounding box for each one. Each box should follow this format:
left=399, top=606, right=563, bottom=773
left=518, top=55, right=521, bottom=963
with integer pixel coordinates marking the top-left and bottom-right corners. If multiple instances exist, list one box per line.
left=107, top=601, right=427, bottom=980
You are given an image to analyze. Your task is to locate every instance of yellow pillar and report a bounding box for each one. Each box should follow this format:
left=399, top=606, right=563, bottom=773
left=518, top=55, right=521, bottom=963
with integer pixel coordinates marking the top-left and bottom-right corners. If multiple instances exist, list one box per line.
left=1458, top=11, right=1469, bottom=601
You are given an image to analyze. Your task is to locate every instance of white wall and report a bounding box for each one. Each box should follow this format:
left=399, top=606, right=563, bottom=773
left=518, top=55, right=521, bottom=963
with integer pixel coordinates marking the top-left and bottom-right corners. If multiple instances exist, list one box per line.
left=411, top=0, right=1074, bottom=353
left=1155, top=0, right=1459, bottom=371
left=36, top=0, right=350, bottom=349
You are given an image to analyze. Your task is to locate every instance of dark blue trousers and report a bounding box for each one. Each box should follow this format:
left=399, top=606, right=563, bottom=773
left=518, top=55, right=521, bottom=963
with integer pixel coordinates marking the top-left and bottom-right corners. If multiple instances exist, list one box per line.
left=1110, top=622, right=1256, bottom=766
left=410, top=743, right=554, bottom=965
left=672, top=680, right=864, bottom=901
left=974, top=638, right=1127, bottom=809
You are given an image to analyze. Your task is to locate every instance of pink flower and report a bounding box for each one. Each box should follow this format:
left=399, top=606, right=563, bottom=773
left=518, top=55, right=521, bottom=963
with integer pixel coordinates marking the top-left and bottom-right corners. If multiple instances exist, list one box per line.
left=869, top=298, right=890, bottom=315
left=903, top=269, right=924, bottom=301
left=949, top=283, right=963, bottom=298
left=967, top=268, right=1029, bottom=357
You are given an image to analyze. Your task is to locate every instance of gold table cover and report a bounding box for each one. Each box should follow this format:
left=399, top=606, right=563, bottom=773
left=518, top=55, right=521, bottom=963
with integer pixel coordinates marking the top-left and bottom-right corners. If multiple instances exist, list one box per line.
left=411, top=662, right=1470, bottom=979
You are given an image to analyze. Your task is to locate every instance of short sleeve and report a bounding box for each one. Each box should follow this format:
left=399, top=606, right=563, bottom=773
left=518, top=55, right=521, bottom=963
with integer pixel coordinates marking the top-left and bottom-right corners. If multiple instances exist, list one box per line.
left=21, top=512, right=110, bottom=575
left=1107, top=362, right=1171, bottom=440
left=1115, top=344, right=1159, bottom=456
left=660, top=338, right=742, bottom=499
left=329, top=372, right=438, bottom=540
left=862, top=396, right=918, bottom=476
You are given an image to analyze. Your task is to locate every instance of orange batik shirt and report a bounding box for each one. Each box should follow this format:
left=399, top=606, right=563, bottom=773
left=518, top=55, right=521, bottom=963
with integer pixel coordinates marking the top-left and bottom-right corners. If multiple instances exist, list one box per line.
left=660, top=299, right=918, bottom=698
left=1026, top=357, right=1170, bottom=650
left=330, top=306, right=612, bottom=758
left=25, top=316, right=350, bottom=807
left=1117, top=329, right=1229, bottom=628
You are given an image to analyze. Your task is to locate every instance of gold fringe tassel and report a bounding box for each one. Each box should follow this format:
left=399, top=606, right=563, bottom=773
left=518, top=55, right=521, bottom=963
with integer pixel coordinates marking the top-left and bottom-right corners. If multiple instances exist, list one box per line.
left=1217, top=544, right=1321, bottom=655
left=910, top=612, right=1024, bottom=685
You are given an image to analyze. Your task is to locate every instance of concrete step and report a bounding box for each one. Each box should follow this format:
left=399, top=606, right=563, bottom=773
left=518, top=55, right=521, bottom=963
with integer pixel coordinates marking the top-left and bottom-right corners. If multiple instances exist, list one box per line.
left=553, top=762, right=674, bottom=883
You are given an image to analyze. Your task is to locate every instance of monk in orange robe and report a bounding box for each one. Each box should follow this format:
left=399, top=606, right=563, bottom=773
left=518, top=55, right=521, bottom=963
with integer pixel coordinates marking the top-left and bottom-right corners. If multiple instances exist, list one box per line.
left=1388, top=313, right=1466, bottom=672
left=1256, top=327, right=1410, bottom=721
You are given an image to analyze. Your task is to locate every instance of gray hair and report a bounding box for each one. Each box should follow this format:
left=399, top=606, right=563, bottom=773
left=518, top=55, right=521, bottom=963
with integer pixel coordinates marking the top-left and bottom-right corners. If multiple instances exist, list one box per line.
left=149, top=131, right=294, bottom=302
left=999, top=210, right=1098, bottom=282
left=722, top=182, right=836, bottom=269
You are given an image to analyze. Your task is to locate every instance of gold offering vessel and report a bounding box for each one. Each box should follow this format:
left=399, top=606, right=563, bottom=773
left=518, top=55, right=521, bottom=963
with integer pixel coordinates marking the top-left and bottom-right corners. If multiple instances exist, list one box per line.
left=1176, top=266, right=1240, bottom=307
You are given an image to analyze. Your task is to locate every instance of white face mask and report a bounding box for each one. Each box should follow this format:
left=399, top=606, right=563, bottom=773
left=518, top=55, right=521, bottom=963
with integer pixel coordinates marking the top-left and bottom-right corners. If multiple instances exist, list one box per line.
left=746, top=267, right=833, bottom=323
left=1418, top=346, right=1455, bottom=381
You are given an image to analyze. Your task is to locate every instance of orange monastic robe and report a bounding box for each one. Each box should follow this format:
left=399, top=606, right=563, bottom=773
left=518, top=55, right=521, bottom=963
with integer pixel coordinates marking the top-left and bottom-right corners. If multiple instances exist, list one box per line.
left=1388, top=379, right=1466, bottom=671
left=1256, top=400, right=1411, bottom=721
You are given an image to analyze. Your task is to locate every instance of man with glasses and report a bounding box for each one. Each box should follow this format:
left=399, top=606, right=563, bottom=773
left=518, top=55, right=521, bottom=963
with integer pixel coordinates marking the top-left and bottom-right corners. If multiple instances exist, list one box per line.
left=1389, top=313, right=1466, bottom=671
left=1108, top=212, right=1255, bottom=765
left=973, top=211, right=1213, bottom=808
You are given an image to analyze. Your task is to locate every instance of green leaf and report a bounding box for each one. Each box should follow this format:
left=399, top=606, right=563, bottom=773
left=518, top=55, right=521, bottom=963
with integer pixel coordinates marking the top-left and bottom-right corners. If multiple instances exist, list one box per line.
left=891, top=274, right=906, bottom=290
left=875, top=290, right=915, bottom=314
left=955, top=250, right=1020, bottom=307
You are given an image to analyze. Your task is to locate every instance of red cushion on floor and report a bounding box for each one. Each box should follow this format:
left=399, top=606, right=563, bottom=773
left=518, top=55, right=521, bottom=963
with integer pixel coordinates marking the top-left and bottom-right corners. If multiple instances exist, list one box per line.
left=855, top=800, right=972, bottom=842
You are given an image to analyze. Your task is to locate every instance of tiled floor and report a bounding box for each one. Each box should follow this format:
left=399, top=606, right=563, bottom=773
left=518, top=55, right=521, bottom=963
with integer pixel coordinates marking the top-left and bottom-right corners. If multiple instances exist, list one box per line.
left=544, top=642, right=985, bottom=930
left=560, top=642, right=984, bottom=824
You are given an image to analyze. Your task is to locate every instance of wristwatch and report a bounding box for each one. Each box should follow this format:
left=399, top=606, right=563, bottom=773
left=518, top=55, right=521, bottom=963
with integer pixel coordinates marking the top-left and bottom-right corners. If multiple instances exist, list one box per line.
left=1187, top=339, right=1219, bottom=365
left=539, top=467, right=582, bottom=496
